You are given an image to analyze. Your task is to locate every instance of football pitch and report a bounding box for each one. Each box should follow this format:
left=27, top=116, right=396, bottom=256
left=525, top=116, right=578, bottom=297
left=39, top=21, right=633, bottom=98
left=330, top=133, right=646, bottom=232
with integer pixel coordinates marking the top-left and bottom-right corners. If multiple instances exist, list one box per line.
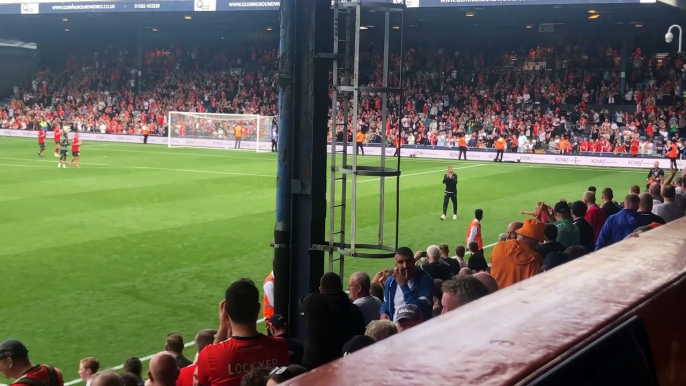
left=0, top=137, right=644, bottom=384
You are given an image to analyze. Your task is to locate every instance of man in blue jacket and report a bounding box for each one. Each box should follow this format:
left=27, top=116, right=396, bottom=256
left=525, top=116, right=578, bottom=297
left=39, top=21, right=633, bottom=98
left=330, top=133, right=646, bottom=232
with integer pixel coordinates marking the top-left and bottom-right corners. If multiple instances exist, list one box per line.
left=380, top=247, right=434, bottom=322
left=596, top=194, right=646, bottom=250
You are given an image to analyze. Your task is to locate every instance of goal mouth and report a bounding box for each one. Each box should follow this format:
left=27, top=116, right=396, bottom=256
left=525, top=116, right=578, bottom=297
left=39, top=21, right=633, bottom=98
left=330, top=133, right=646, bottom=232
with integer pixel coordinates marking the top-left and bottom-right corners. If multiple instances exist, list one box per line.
left=167, top=112, right=276, bottom=152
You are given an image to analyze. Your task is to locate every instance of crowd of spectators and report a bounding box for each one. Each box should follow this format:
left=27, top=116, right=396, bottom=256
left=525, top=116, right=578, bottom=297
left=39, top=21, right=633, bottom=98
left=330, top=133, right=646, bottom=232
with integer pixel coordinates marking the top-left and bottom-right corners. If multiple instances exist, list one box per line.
left=2, top=41, right=685, bottom=160
left=2, top=165, right=685, bottom=386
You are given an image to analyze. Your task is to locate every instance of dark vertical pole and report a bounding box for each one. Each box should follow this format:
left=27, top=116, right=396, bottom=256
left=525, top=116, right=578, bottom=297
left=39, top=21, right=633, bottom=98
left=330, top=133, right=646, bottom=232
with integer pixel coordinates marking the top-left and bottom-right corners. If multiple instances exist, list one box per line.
left=619, top=40, right=627, bottom=106
left=138, top=28, right=143, bottom=96
left=274, top=0, right=295, bottom=321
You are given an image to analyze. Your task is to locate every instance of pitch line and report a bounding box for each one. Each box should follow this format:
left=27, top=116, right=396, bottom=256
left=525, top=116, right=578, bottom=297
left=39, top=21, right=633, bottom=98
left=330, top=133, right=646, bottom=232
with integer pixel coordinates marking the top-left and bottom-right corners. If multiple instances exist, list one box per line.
left=60, top=242, right=500, bottom=386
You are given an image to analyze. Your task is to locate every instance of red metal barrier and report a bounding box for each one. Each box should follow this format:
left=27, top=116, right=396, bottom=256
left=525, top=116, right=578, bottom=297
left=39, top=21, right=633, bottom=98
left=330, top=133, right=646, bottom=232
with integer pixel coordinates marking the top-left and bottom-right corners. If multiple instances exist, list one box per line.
left=284, top=219, right=686, bottom=386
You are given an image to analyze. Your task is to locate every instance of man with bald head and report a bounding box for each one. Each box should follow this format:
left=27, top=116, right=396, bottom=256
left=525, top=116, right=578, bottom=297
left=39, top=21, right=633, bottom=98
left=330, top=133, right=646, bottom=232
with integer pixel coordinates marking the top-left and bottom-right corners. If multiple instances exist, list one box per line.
left=148, top=353, right=178, bottom=386
left=506, top=222, right=523, bottom=240
left=92, top=372, right=124, bottom=386
left=421, top=245, right=451, bottom=280
left=653, top=185, right=684, bottom=223
left=596, top=194, right=647, bottom=250
left=638, top=193, right=665, bottom=224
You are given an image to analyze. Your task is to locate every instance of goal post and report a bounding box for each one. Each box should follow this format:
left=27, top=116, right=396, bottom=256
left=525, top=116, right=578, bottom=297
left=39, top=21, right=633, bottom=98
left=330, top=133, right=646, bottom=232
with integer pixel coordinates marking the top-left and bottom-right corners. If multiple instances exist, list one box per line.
left=167, top=111, right=275, bottom=152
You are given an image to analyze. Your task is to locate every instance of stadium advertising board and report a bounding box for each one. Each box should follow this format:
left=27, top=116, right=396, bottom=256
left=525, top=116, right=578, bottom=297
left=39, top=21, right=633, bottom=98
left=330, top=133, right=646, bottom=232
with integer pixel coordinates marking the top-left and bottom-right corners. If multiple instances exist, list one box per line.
left=0, top=0, right=652, bottom=14
left=3, top=129, right=680, bottom=169
left=0, top=0, right=279, bottom=14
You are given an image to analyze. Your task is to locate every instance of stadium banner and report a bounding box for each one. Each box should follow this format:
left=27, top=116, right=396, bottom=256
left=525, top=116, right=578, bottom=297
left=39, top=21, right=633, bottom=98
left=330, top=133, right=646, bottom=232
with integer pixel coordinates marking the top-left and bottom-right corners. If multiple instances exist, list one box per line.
left=2, top=129, right=682, bottom=169
left=0, top=0, right=280, bottom=14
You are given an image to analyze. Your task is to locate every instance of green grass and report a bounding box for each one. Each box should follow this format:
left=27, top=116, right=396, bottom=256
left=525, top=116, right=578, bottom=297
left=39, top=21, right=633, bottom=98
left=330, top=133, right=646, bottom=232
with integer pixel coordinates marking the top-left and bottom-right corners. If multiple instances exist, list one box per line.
left=0, top=137, right=643, bottom=384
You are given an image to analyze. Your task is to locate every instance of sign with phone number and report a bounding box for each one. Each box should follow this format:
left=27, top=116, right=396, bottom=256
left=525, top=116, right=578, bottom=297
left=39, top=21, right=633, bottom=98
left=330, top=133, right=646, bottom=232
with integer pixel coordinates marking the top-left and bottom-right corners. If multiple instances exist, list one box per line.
left=7, top=0, right=279, bottom=14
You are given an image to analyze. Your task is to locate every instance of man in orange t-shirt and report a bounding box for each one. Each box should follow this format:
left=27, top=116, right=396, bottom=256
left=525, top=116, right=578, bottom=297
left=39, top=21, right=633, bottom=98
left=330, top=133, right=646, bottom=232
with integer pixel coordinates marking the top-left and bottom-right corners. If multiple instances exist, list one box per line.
left=356, top=130, right=365, bottom=156
left=494, top=134, right=506, bottom=162
left=457, top=135, right=467, bottom=160
left=196, top=279, right=289, bottom=386
left=491, top=218, right=545, bottom=289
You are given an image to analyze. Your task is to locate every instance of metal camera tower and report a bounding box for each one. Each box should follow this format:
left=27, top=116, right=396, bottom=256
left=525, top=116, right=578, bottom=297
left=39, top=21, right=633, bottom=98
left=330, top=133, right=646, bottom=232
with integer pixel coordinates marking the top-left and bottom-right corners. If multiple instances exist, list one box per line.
left=323, top=0, right=405, bottom=277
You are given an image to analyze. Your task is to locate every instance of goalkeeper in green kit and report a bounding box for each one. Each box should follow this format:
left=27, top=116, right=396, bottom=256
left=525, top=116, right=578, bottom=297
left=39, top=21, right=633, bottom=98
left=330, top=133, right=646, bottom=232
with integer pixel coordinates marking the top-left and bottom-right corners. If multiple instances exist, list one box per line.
left=58, top=131, right=69, bottom=169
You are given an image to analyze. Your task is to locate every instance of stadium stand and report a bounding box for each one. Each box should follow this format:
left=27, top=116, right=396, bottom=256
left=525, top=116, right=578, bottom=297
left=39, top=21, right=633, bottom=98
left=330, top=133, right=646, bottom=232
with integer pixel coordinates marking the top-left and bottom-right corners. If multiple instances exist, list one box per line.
left=1, top=43, right=684, bottom=158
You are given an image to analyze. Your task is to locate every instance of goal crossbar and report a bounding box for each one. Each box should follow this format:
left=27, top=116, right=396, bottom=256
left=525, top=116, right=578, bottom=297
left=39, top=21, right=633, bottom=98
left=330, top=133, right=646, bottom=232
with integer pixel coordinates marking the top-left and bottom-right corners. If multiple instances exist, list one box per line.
left=167, top=111, right=275, bottom=152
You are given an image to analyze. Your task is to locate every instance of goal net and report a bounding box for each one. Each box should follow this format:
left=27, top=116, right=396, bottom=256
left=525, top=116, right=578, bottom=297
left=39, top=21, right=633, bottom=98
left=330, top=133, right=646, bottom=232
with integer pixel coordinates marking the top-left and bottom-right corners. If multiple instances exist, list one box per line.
left=167, top=112, right=275, bottom=152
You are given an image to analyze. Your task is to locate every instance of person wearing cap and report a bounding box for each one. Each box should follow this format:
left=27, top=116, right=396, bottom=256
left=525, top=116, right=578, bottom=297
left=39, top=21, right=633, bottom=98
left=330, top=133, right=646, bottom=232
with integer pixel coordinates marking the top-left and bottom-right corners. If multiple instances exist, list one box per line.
left=0, top=339, right=64, bottom=386
left=395, top=304, right=423, bottom=332
left=379, top=247, right=434, bottom=323
left=596, top=194, right=647, bottom=250
left=341, top=335, right=376, bottom=357
left=266, top=314, right=304, bottom=366
left=546, top=201, right=580, bottom=248
left=490, top=218, right=545, bottom=289
left=265, top=365, right=308, bottom=386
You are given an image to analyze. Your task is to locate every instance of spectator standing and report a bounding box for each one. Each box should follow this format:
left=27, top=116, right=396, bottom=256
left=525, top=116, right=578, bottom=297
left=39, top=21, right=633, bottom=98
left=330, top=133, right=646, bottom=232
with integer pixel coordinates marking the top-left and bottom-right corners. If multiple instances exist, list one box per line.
left=453, top=246, right=468, bottom=271
left=549, top=201, right=580, bottom=248
left=395, top=304, right=423, bottom=332
left=638, top=193, right=666, bottom=224
left=421, top=245, right=452, bottom=281
left=123, top=358, right=144, bottom=386
left=148, top=353, right=179, bottom=386
left=380, top=247, right=434, bottom=323
left=466, top=209, right=484, bottom=252
left=440, top=276, right=489, bottom=313
left=78, top=358, right=100, bottom=386
left=197, top=279, right=289, bottom=386
left=491, top=218, right=545, bottom=289
left=265, top=315, right=303, bottom=366
left=262, top=270, right=275, bottom=320
left=596, top=194, right=646, bottom=250
left=571, top=201, right=596, bottom=252
left=166, top=334, right=193, bottom=369
left=300, top=272, right=366, bottom=369
left=601, top=188, right=621, bottom=218
left=653, top=185, right=684, bottom=223
left=176, top=329, right=217, bottom=386
left=0, top=340, right=64, bottom=386
left=438, top=243, right=461, bottom=275
left=583, top=191, right=607, bottom=242
left=535, top=225, right=565, bottom=258
left=467, top=242, right=489, bottom=273
left=348, top=272, right=382, bottom=326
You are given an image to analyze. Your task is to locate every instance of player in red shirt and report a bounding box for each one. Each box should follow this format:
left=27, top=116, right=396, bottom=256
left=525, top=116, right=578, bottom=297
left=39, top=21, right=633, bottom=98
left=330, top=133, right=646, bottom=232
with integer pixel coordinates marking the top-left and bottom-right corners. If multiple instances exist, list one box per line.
left=38, top=128, right=46, bottom=157
left=70, top=133, right=82, bottom=168
left=53, top=126, right=61, bottom=157
left=197, top=280, right=289, bottom=386
left=0, top=339, right=64, bottom=386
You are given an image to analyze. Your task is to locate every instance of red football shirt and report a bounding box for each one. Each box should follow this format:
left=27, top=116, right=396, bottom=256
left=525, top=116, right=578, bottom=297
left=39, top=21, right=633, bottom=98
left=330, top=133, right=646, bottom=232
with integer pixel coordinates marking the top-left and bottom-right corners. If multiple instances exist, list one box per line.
left=176, top=363, right=196, bottom=386
left=12, top=365, right=64, bottom=386
left=38, top=130, right=45, bottom=143
left=72, top=138, right=82, bottom=152
left=196, top=335, right=289, bottom=386
left=53, top=129, right=61, bottom=142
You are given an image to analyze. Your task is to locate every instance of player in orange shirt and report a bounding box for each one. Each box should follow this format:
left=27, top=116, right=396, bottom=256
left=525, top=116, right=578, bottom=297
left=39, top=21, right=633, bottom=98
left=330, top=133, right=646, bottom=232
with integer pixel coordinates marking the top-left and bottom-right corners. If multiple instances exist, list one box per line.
left=355, top=130, right=365, bottom=156
left=457, top=134, right=467, bottom=160
left=70, top=133, right=82, bottom=168
left=37, top=128, right=46, bottom=157
left=494, top=134, right=506, bottom=162
left=196, top=279, right=289, bottom=386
